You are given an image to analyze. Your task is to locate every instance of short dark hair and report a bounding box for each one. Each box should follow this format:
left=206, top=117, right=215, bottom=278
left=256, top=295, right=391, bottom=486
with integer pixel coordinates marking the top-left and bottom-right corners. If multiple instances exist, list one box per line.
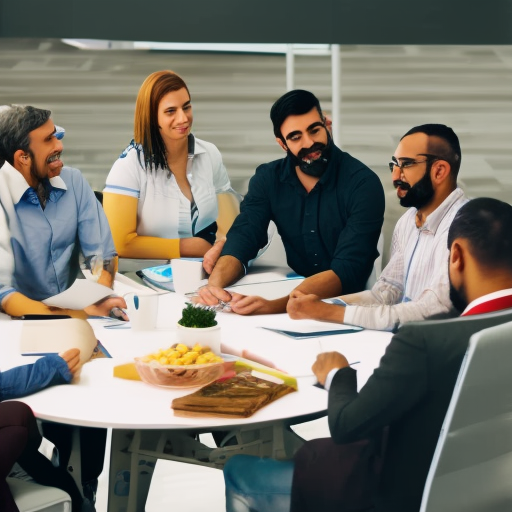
left=401, top=124, right=461, bottom=179
left=270, top=90, right=323, bottom=141
left=0, top=105, right=51, bottom=167
left=448, top=197, right=512, bottom=272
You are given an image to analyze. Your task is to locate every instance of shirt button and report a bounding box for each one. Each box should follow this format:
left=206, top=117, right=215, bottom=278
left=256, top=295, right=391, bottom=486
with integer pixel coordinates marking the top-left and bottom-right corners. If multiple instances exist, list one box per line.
left=311, top=230, right=315, bottom=233
left=314, top=263, right=318, bottom=266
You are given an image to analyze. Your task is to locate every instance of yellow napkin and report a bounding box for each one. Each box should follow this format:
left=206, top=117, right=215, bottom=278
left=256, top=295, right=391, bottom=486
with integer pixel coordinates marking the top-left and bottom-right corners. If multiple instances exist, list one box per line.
left=234, top=360, right=298, bottom=390
left=113, top=362, right=141, bottom=381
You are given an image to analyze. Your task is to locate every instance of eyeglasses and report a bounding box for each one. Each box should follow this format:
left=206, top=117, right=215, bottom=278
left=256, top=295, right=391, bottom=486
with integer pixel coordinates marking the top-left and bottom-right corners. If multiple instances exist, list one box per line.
left=388, top=156, right=439, bottom=173
left=53, top=125, right=65, bottom=140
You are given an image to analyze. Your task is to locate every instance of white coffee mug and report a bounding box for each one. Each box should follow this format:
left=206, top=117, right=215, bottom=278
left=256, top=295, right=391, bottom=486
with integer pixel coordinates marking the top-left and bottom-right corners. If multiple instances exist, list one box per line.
left=171, top=258, right=206, bottom=295
left=124, top=292, right=159, bottom=331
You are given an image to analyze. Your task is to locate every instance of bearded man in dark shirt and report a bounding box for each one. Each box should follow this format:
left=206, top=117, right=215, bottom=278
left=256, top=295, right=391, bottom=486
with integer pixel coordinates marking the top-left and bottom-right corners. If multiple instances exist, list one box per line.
left=198, top=89, right=385, bottom=315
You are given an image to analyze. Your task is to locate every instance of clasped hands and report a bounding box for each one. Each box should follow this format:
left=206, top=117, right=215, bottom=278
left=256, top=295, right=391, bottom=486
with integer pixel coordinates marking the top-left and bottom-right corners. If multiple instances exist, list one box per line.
left=195, top=285, right=272, bottom=315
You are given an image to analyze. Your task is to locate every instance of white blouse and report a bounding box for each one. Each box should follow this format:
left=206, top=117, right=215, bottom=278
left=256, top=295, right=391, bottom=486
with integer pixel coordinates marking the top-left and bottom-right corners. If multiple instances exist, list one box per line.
left=104, top=135, right=232, bottom=238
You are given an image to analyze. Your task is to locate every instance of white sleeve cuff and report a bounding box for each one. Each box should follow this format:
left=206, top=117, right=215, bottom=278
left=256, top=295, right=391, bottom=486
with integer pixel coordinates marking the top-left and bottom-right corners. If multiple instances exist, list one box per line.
left=324, top=367, right=341, bottom=391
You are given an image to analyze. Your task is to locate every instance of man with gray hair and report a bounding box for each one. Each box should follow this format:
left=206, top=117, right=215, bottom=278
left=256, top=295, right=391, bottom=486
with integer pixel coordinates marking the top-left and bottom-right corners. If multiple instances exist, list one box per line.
left=0, top=105, right=126, bottom=507
left=0, top=104, right=126, bottom=319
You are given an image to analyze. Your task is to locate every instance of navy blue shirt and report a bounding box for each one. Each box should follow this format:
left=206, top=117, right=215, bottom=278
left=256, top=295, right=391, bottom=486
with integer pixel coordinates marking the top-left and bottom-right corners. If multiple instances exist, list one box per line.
left=222, top=145, right=385, bottom=294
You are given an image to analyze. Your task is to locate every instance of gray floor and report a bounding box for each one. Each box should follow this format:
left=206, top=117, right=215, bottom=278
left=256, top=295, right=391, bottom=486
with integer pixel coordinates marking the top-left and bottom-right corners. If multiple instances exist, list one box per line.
left=1, top=39, right=512, bottom=263
left=1, top=39, right=512, bottom=511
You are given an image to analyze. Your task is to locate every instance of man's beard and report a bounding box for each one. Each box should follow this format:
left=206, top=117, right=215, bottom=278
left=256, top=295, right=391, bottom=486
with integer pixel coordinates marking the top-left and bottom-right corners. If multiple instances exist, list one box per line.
left=28, top=151, right=45, bottom=185
left=393, top=164, right=435, bottom=209
left=288, top=134, right=333, bottom=177
left=449, top=281, right=468, bottom=314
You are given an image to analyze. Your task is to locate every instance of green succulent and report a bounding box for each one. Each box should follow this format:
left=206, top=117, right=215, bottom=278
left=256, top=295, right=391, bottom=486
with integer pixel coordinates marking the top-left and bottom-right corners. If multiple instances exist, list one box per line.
left=178, top=303, right=217, bottom=328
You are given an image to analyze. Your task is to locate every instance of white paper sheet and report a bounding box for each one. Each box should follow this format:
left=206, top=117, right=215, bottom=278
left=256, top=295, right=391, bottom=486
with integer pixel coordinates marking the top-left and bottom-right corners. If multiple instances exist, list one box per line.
left=42, top=279, right=114, bottom=309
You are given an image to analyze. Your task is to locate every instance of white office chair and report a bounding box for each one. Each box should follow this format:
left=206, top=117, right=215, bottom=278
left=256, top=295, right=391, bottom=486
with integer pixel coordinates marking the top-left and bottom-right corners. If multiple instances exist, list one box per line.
left=8, top=477, right=71, bottom=512
left=420, top=320, right=512, bottom=512
left=252, top=221, right=288, bottom=268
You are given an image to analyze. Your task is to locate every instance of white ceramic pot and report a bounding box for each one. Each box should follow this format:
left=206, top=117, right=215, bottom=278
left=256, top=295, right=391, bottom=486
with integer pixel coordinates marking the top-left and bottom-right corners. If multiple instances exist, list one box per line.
left=175, top=323, right=221, bottom=354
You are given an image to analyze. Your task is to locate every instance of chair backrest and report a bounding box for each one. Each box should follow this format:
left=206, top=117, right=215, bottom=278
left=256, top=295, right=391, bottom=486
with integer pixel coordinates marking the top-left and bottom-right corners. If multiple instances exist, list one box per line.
left=8, top=477, right=71, bottom=512
left=93, top=190, right=103, bottom=205
left=252, top=221, right=288, bottom=268
left=420, top=320, right=512, bottom=512
left=365, top=231, right=384, bottom=290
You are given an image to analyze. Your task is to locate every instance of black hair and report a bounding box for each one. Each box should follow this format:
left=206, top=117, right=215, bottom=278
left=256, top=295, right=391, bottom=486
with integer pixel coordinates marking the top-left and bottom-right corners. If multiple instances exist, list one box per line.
left=448, top=197, right=512, bottom=272
left=401, top=123, right=461, bottom=179
left=270, top=90, right=322, bottom=141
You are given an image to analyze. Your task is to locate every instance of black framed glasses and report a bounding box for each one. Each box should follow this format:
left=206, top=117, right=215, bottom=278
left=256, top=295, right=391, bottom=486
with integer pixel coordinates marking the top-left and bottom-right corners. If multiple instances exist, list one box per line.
left=388, top=155, right=440, bottom=173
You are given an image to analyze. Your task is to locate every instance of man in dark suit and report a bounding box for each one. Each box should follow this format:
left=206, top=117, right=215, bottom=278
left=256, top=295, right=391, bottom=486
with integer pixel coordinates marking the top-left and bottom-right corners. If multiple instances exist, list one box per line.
left=223, top=197, right=512, bottom=512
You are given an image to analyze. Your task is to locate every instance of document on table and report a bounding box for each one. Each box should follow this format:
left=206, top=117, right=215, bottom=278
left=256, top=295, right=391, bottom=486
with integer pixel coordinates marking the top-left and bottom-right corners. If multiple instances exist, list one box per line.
left=42, top=279, right=114, bottom=309
left=220, top=316, right=368, bottom=377
left=259, top=325, right=363, bottom=340
left=228, top=270, right=303, bottom=287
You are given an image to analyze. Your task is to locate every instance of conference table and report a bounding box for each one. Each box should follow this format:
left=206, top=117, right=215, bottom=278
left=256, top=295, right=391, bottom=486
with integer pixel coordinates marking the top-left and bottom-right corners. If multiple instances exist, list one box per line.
left=1, top=269, right=393, bottom=512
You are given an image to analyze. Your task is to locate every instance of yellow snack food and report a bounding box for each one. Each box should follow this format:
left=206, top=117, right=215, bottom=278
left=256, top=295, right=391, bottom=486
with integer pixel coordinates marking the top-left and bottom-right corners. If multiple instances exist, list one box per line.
left=140, top=343, right=223, bottom=366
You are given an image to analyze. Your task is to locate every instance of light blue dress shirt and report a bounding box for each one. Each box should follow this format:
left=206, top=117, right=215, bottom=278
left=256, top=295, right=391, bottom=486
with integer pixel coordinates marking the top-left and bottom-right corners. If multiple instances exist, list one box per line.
left=0, top=162, right=116, bottom=303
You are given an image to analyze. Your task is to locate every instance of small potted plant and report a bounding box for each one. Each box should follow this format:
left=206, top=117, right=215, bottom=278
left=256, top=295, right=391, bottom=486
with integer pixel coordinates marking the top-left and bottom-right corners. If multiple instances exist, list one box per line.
left=176, top=303, right=221, bottom=354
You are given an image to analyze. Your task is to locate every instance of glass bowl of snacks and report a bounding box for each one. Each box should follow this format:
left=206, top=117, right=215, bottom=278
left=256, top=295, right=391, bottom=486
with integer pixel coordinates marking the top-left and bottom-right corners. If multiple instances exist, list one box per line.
left=134, top=343, right=225, bottom=388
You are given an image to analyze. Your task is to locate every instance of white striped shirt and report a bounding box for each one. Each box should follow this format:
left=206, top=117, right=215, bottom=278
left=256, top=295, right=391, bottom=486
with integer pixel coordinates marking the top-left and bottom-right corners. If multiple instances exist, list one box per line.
left=343, top=187, right=468, bottom=331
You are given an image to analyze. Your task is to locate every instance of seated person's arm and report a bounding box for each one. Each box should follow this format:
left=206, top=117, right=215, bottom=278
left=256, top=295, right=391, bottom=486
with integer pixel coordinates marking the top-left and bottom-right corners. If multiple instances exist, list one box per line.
left=1, top=290, right=127, bottom=320
left=0, top=349, right=81, bottom=401
left=287, top=271, right=400, bottom=327
left=103, top=192, right=211, bottom=259
left=203, top=192, right=242, bottom=274
left=229, top=269, right=343, bottom=316
left=2, top=291, right=87, bottom=319
left=320, top=324, right=429, bottom=444
left=198, top=168, right=274, bottom=311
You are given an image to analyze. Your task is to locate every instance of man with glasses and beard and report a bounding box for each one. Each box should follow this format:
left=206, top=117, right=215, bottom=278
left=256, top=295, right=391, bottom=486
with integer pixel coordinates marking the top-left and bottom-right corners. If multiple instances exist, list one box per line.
left=287, top=123, right=468, bottom=331
left=197, top=89, right=385, bottom=315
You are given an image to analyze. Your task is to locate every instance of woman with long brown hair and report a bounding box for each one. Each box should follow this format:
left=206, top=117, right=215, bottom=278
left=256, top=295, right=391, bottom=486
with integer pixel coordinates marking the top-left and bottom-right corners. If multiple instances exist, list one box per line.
left=103, top=70, right=239, bottom=261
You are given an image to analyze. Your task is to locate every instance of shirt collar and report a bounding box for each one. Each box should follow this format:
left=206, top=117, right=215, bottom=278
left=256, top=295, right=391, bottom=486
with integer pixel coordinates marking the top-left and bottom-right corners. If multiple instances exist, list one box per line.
left=462, top=288, right=512, bottom=316
left=189, top=134, right=206, bottom=157
left=418, top=187, right=465, bottom=235
left=0, top=160, right=66, bottom=204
